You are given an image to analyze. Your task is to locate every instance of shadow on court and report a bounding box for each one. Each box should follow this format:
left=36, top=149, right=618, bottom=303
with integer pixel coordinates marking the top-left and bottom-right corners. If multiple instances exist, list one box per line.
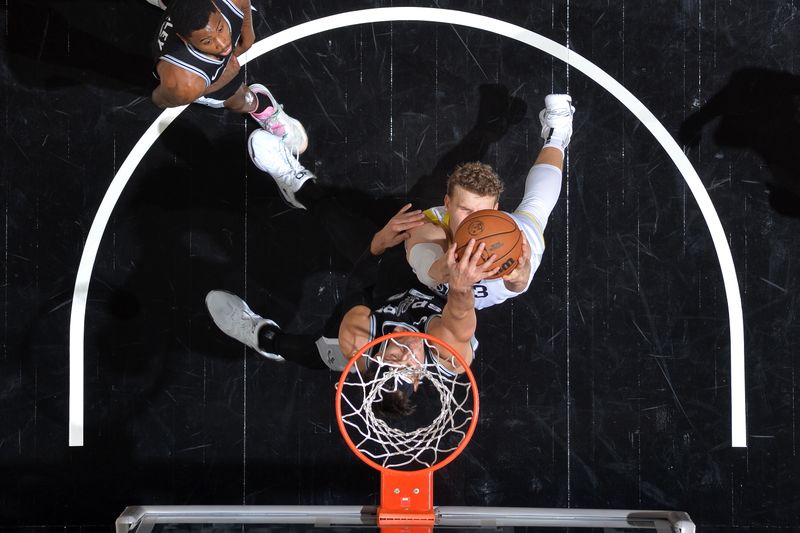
left=408, top=83, right=528, bottom=207
left=679, top=67, right=800, bottom=216
left=3, top=0, right=159, bottom=95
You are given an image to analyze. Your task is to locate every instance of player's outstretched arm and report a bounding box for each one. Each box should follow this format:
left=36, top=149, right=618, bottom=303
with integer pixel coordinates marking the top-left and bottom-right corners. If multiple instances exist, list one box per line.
left=501, top=233, right=531, bottom=292
left=404, top=220, right=449, bottom=287
left=431, top=240, right=498, bottom=370
left=504, top=94, right=575, bottom=292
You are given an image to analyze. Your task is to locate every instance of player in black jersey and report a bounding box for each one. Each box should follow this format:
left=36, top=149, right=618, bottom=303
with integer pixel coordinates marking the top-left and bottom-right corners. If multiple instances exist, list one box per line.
left=151, top=0, right=307, bottom=150
left=205, top=207, right=498, bottom=416
left=152, top=0, right=254, bottom=110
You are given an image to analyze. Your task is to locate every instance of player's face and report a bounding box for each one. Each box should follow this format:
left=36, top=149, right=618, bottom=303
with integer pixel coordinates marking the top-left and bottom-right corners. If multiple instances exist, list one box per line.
left=186, top=10, right=233, bottom=57
left=381, top=329, right=425, bottom=391
left=444, top=186, right=499, bottom=232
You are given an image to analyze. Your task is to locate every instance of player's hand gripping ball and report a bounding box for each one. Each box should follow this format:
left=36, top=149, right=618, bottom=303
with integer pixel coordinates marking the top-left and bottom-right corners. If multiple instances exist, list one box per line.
left=453, top=209, right=523, bottom=279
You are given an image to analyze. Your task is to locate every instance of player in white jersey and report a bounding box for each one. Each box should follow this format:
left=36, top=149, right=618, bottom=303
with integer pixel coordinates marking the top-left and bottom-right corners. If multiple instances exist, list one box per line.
left=404, top=93, right=575, bottom=309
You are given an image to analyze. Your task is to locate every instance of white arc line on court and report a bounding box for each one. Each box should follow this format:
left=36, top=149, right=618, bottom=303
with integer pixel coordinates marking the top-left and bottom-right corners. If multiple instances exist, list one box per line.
left=69, top=7, right=746, bottom=448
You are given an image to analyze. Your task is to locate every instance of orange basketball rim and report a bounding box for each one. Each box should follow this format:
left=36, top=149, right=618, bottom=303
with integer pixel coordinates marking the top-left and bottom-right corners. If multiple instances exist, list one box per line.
left=334, top=331, right=480, bottom=530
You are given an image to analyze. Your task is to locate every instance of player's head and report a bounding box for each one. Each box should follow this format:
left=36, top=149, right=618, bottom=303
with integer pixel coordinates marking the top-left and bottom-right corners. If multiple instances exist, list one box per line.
left=444, top=162, right=503, bottom=231
left=170, top=0, right=233, bottom=57
left=370, top=329, right=426, bottom=418
left=381, top=331, right=425, bottom=388
left=372, top=379, right=416, bottom=419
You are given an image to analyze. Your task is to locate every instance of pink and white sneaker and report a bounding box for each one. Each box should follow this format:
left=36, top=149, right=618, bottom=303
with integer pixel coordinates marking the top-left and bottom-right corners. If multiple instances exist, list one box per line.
left=248, top=84, right=309, bottom=155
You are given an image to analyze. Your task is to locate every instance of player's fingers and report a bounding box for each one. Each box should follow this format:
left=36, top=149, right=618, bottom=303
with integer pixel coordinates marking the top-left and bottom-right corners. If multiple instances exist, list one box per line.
left=466, top=242, right=485, bottom=267
left=446, top=241, right=458, bottom=264
left=477, top=253, right=497, bottom=274
left=399, top=211, right=425, bottom=224
left=483, top=253, right=498, bottom=268
left=393, top=216, right=423, bottom=232
left=392, top=212, right=423, bottom=228
left=459, top=239, right=477, bottom=264
left=399, top=218, right=426, bottom=231
left=396, top=203, right=414, bottom=215
left=484, top=263, right=502, bottom=279
left=482, top=254, right=501, bottom=273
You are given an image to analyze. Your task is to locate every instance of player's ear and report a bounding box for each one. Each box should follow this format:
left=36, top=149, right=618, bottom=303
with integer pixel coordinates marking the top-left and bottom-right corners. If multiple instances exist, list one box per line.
left=492, top=199, right=499, bottom=210
left=444, top=194, right=451, bottom=210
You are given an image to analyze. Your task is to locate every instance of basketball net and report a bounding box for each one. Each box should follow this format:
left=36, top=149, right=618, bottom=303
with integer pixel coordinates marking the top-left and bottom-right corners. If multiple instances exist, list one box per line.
left=335, top=332, right=479, bottom=530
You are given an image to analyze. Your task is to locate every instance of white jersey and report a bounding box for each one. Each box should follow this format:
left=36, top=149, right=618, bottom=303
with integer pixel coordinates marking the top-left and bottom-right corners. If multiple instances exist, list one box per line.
left=424, top=163, right=562, bottom=310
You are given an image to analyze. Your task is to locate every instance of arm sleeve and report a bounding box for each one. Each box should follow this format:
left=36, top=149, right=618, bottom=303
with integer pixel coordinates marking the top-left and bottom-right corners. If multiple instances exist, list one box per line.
left=342, top=248, right=381, bottom=311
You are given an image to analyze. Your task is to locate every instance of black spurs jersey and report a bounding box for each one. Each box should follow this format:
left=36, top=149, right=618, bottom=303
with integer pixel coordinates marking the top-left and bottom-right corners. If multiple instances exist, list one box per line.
left=152, top=0, right=244, bottom=88
left=367, top=288, right=479, bottom=376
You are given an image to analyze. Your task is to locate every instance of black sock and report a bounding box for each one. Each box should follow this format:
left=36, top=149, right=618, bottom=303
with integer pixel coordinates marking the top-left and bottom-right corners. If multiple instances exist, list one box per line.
left=295, top=181, right=326, bottom=209
left=257, top=323, right=280, bottom=353
left=258, top=325, right=327, bottom=370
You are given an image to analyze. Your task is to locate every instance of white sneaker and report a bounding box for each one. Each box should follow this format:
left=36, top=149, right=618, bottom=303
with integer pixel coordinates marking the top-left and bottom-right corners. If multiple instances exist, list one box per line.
left=248, top=129, right=315, bottom=209
left=539, top=94, right=575, bottom=150
left=205, top=290, right=285, bottom=362
left=248, top=84, right=309, bottom=155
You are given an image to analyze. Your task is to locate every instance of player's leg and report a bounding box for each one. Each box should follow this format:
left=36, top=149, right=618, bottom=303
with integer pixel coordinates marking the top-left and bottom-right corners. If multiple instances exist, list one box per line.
left=191, top=67, right=307, bottom=154
left=512, top=94, right=576, bottom=231
left=248, top=129, right=316, bottom=209
left=219, top=77, right=307, bottom=154
left=194, top=70, right=247, bottom=110
left=248, top=129, right=390, bottom=264
left=205, top=242, right=405, bottom=371
left=205, top=290, right=329, bottom=369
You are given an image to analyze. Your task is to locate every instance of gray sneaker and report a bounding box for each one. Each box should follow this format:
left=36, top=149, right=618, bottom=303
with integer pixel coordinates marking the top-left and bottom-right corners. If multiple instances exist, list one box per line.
left=205, top=290, right=285, bottom=362
left=248, top=129, right=316, bottom=209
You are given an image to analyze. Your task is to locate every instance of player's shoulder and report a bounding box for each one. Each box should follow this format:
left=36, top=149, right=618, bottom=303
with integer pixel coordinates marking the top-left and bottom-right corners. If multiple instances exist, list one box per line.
left=154, top=61, right=207, bottom=101
left=338, top=305, right=372, bottom=355
left=423, top=205, right=446, bottom=222
left=409, top=219, right=446, bottom=239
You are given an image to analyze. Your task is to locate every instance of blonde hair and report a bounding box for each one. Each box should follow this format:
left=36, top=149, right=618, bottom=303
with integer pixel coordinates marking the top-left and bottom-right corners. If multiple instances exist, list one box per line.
left=446, top=162, right=504, bottom=199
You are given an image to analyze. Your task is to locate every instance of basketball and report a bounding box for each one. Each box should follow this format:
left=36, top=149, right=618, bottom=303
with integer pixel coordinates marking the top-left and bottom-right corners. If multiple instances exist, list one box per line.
left=453, top=209, right=523, bottom=279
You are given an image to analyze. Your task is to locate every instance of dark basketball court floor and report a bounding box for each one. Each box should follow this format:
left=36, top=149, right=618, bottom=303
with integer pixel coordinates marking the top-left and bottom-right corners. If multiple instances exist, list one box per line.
left=2, top=1, right=800, bottom=531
